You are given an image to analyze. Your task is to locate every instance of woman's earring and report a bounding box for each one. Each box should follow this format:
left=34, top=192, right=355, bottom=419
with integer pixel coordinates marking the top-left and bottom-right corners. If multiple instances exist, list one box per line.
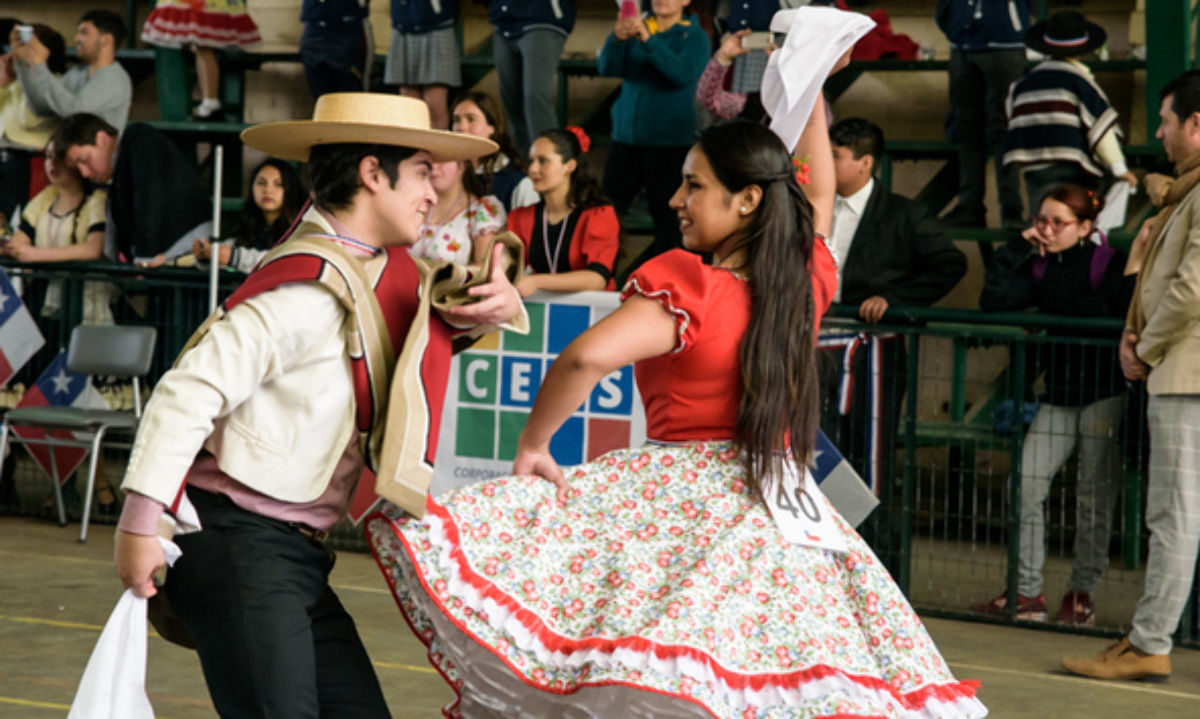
left=740, top=206, right=749, bottom=215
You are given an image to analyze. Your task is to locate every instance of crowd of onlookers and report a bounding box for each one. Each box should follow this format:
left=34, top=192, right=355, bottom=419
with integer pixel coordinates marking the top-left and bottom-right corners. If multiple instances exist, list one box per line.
left=4, top=0, right=1200, bottom=684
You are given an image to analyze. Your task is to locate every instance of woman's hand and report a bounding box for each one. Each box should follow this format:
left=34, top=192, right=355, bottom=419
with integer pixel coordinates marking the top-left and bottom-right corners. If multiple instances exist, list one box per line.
left=716, top=30, right=752, bottom=65
left=1021, top=224, right=1050, bottom=257
left=515, top=274, right=539, bottom=299
left=1118, top=170, right=1139, bottom=189
left=192, top=238, right=231, bottom=266
left=513, top=446, right=569, bottom=504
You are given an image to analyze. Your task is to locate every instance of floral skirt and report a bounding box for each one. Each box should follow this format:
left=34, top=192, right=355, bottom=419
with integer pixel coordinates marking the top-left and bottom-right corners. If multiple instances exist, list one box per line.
left=141, top=0, right=260, bottom=49
left=366, top=442, right=987, bottom=718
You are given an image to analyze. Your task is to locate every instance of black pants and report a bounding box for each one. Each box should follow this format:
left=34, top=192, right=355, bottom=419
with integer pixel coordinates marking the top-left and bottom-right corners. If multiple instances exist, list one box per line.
left=603, top=142, right=690, bottom=282
left=166, top=487, right=389, bottom=719
left=948, top=48, right=1026, bottom=221
left=0, top=147, right=33, bottom=226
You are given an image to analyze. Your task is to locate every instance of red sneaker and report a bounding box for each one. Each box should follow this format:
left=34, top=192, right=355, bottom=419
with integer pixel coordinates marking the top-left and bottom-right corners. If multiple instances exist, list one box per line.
left=970, top=591, right=1047, bottom=621
left=1055, top=590, right=1095, bottom=626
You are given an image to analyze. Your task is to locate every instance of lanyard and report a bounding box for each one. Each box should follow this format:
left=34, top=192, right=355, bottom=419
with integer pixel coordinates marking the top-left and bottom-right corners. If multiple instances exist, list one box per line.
left=541, top=206, right=571, bottom=274
left=313, top=232, right=381, bottom=257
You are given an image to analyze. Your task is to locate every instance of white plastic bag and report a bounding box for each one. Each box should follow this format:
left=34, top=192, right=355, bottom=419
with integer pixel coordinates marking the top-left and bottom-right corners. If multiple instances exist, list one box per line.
left=67, top=537, right=185, bottom=719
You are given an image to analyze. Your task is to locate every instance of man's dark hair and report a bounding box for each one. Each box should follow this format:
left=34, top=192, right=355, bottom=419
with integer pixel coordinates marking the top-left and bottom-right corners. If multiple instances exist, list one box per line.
left=829, top=117, right=885, bottom=164
left=33, top=24, right=67, bottom=75
left=50, top=113, right=118, bottom=160
left=1161, top=69, right=1200, bottom=123
left=79, top=9, right=126, bottom=47
left=306, top=143, right=420, bottom=210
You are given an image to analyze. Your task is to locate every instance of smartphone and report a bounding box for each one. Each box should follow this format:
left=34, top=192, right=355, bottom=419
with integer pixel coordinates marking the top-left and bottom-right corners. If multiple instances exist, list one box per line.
left=16, top=25, right=33, bottom=44
left=618, top=0, right=639, bottom=18
left=742, top=32, right=772, bottom=50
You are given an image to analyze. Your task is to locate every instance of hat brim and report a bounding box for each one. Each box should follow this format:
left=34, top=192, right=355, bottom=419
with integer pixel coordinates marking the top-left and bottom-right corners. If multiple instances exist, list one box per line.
left=1025, top=20, right=1107, bottom=57
left=240, top=121, right=499, bottom=162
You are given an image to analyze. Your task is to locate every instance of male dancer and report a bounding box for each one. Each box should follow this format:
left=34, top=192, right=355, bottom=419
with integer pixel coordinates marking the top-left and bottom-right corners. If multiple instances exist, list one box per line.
left=112, top=94, right=521, bottom=717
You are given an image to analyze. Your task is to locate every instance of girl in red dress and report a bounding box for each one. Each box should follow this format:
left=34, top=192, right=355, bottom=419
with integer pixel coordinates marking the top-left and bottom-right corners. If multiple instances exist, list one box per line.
left=507, top=127, right=621, bottom=295
left=367, top=91, right=986, bottom=717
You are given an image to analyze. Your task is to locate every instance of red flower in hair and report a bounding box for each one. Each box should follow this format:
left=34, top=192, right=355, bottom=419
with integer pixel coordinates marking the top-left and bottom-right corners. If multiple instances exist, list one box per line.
left=793, top=155, right=811, bottom=185
left=566, top=126, right=591, bottom=154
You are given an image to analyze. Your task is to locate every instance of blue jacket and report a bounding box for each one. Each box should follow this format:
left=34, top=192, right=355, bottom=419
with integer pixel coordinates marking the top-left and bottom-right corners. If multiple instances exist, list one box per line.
left=391, top=0, right=455, bottom=33
left=490, top=0, right=574, bottom=40
left=302, top=0, right=369, bottom=24
left=936, top=0, right=1030, bottom=51
left=726, top=0, right=775, bottom=32
left=598, top=15, right=710, bottom=147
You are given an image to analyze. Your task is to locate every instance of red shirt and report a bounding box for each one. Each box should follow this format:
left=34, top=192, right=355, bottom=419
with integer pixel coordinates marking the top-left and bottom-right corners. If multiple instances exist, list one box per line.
left=621, top=244, right=836, bottom=442
left=507, top=203, right=621, bottom=290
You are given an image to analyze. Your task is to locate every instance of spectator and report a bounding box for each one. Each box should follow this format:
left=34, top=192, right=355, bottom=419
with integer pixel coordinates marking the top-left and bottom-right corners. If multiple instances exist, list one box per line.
left=936, top=0, right=1027, bottom=229
left=1061, top=69, right=1200, bottom=683
left=52, top=113, right=212, bottom=263
left=507, top=127, right=619, bottom=295
left=10, top=10, right=132, bottom=132
left=1003, top=11, right=1139, bottom=214
left=410, top=159, right=505, bottom=265
left=192, top=158, right=306, bottom=273
left=598, top=0, right=709, bottom=277
left=385, top=0, right=459, bottom=130
left=0, top=23, right=65, bottom=228
left=451, top=91, right=537, bottom=211
left=818, top=117, right=965, bottom=503
left=489, top=0, right=575, bottom=152
left=695, top=29, right=755, bottom=122
left=299, top=0, right=372, bottom=99
left=974, top=184, right=1133, bottom=626
left=141, top=0, right=262, bottom=120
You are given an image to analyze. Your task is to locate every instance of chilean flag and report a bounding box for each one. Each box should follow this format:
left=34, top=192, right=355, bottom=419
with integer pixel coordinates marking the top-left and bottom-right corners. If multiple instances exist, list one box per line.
left=13, top=351, right=109, bottom=483
left=0, top=271, right=45, bottom=386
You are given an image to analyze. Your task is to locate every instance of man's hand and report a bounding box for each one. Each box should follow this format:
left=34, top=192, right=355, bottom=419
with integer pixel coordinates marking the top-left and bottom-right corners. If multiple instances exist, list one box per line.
left=858, top=295, right=889, bottom=323
left=446, top=242, right=523, bottom=325
left=13, top=32, right=49, bottom=66
left=513, top=446, right=569, bottom=505
left=1119, top=331, right=1149, bottom=381
left=114, top=530, right=166, bottom=598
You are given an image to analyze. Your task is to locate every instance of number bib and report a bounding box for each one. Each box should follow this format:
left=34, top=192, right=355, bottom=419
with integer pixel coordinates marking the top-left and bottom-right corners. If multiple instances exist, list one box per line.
left=765, top=462, right=850, bottom=553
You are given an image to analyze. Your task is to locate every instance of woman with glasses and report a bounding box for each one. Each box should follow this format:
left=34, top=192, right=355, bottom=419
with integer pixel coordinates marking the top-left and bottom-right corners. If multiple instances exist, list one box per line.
left=974, top=183, right=1136, bottom=627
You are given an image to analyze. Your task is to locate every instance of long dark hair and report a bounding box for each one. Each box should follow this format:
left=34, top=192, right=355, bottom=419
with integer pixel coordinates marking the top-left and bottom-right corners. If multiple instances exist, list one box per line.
left=453, top=91, right=526, bottom=185
left=534, top=128, right=609, bottom=212
left=696, top=120, right=819, bottom=502
left=233, top=158, right=306, bottom=249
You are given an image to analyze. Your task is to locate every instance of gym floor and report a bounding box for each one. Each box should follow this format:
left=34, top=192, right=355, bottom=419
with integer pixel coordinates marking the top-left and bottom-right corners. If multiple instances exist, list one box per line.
left=2, top=517, right=1198, bottom=718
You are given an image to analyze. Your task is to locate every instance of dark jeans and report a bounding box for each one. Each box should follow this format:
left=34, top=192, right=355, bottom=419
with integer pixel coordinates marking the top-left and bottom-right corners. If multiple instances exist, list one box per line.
left=948, top=48, right=1026, bottom=220
left=1023, top=163, right=1102, bottom=217
left=603, top=142, right=690, bottom=281
left=166, top=487, right=389, bottom=719
left=300, top=21, right=370, bottom=99
left=494, top=29, right=566, bottom=152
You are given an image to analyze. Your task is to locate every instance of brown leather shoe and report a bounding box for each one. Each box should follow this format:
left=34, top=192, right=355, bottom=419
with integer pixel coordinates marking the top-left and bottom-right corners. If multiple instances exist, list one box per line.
left=1061, top=637, right=1171, bottom=682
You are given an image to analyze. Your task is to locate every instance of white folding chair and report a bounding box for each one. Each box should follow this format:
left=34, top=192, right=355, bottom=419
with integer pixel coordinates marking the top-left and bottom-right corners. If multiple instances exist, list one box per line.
left=0, top=324, right=156, bottom=542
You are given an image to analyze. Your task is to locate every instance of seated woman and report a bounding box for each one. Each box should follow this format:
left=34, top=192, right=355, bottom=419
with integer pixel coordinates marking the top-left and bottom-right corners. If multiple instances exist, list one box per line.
left=2, top=139, right=112, bottom=324
left=192, top=158, right=305, bottom=273
left=507, top=127, right=620, bottom=296
left=974, top=183, right=1135, bottom=626
left=451, top=91, right=538, bottom=212
left=409, top=158, right=505, bottom=265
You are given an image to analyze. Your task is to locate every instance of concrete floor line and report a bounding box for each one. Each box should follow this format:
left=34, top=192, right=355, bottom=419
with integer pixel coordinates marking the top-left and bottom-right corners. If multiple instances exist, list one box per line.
left=373, top=660, right=438, bottom=674
left=0, top=613, right=102, bottom=631
left=0, top=694, right=69, bottom=710
left=331, top=582, right=391, bottom=595
left=951, top=661, right=1200, bottom=700
left=0, top=547, right=110, bottom=566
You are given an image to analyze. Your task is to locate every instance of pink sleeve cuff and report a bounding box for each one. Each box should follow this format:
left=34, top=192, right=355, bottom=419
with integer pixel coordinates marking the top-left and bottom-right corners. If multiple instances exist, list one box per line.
left=117, top=491, right=166, bottom=536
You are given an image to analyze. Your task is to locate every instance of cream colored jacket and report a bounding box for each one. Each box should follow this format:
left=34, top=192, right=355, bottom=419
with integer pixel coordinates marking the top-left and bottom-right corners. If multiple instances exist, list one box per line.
left=1137, top=180, right=1200, bottom=395
left=0, top=82, right=59, bottom=151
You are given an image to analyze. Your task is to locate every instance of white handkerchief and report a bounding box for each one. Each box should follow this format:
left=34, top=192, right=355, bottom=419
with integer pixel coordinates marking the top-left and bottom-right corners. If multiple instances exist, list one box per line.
left=762, top=7, right=876, bottom=153
left=1095, top=181, right=1132, bottom=234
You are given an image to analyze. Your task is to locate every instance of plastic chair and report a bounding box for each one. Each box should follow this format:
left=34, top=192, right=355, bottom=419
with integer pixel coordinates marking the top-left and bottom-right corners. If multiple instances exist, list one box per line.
left=0, top=325, right=156, bottom=542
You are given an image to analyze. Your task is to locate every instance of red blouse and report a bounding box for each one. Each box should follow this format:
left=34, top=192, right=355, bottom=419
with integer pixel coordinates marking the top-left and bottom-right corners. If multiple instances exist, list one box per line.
left=621, top=244, right=836, bottom=442
left=507, top=203, right=621, bottom=290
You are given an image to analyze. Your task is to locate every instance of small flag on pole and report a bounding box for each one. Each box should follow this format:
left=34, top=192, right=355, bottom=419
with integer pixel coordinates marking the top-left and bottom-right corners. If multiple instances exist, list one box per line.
left=811, top=430, right=879, bottom=527
left=0, top=271, right=45, bottom=387
left=13, top=351, right=110, bottom=483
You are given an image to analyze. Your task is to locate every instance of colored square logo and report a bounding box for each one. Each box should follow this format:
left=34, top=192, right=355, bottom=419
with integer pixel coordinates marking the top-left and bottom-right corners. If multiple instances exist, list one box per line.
left=498, top=410, right=528, bottom=462
left=587, top=418, right=630, bottom=461
left=503, top=302, right=545, bottom=353
left=550, top=416, right=585, bottom=466
left=458, top=354, right=497, bottom=405
left=500, top=357, right=543, bottom=408
left=589, top=367, right=633, bottom=415
left=455, top=408, right=496, bottom=459
left=547, top=304, right=591, bottom=354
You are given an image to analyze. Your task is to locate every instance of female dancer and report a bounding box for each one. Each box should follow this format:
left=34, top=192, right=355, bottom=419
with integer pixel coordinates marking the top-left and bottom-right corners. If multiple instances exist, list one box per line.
left=974, top=184, right=1133, bottom=625
left=366, top=93, right=986, bottom=716
left=507, top=127, right=620, bottom=295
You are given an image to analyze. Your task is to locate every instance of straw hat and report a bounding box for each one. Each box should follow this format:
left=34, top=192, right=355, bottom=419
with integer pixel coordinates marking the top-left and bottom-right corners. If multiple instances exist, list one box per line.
left=241, top=93, right=498, bottom=162
left=1025, top=11, right=1106, bottom=58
